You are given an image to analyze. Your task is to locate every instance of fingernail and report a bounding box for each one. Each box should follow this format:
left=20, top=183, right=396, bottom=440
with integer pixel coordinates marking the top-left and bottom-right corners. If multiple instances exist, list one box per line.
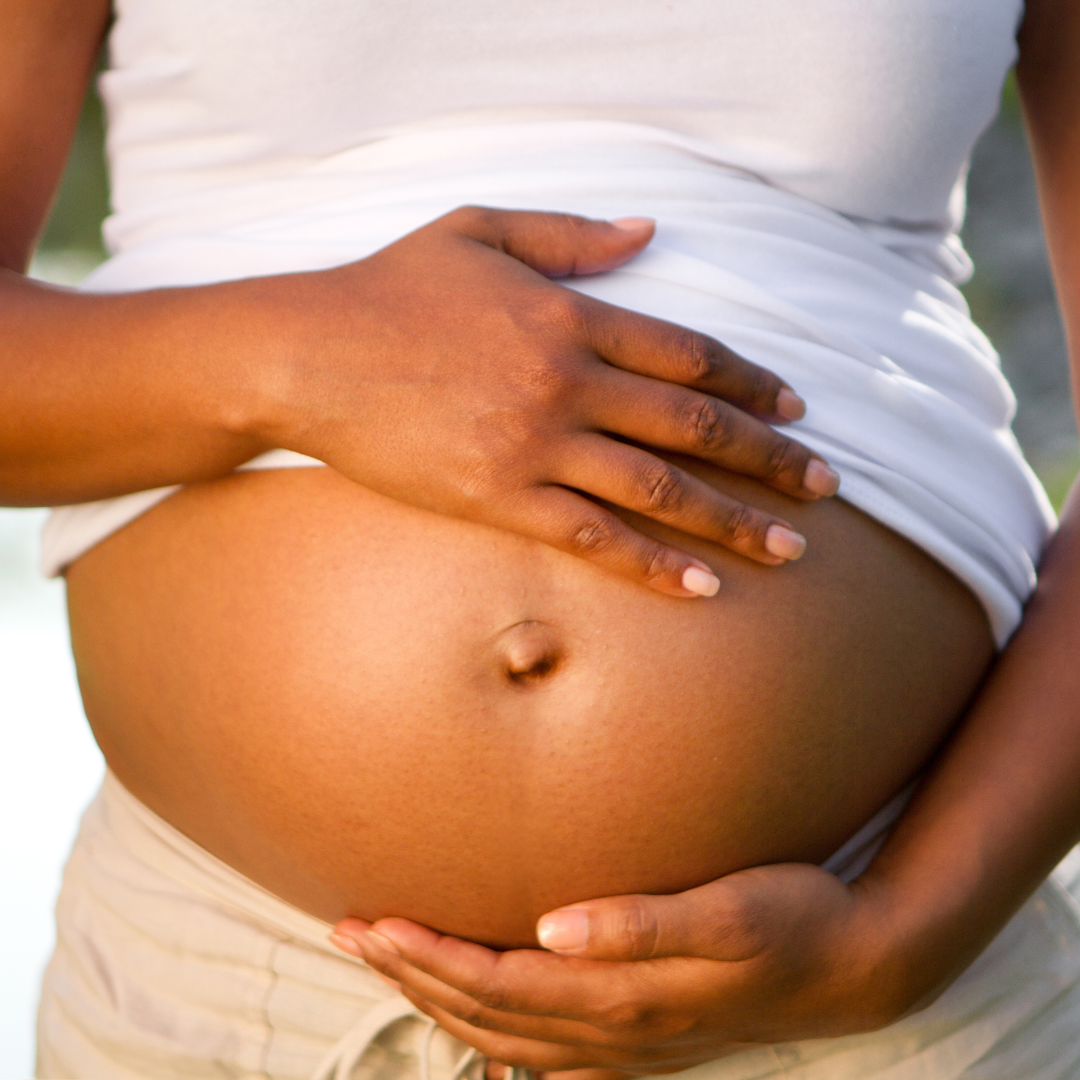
left=765, top=524, right=807, bottom=561
left=804, top=460, right=840, bottom=497
left=775, top=388, right=806, bottom=422
left=329, top=932, right=363, bottom=958
left=682, top=565, right=720, bottom=597
left=611, top=216, right=655, bottom=231
left=366, top=931, right=401, bottom=956
left=537, top=909, right=590, bottom=951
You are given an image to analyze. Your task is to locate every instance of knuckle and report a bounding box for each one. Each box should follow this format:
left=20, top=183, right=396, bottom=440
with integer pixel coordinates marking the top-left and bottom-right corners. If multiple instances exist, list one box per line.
left=520, top=289, right=587, bottom=351
left=747, top=361, right=778, bottom=405
left=509, top=347, right=584, bottom=411
left=686, top=397, right=732, bottom=452
left=470, top=981, right=513, bottom=1014
left=454, top=459, right=502, bottom=505
left=570, top=515, right=619, bottom=556
left=453, top=997, right=490, bottom=1027
left=676, top=327, right=714, bottom=383
left=715, top=343, right=778, bottom=406
left=723, top=502, right=765, bottom=549
left=640, top=461, right=685, bottom=514
left=641, top=542, right=678, bottom=586
left=541, top=286, right=588, bottom=333
left=614, top=902, right=661, bottom=960
left=719, top=897, right=768, bottom=952
left=597, top=994, right=656, bottom=1035
left=763, top=435, right=810, bottom=481
left=703, top=885, right=771, bottom=956
left=528, top=352, right=580, bottom=404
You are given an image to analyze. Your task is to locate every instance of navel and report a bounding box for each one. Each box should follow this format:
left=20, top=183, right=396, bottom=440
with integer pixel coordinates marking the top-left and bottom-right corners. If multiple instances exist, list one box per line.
left=497, top=620, right=563, bottom=685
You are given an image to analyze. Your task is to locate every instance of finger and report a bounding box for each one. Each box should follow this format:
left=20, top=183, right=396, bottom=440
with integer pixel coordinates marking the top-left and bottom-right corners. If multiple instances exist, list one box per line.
left=557, top=436, right=807, bottom=566
left=399, top=988, right=677, bottom=1075
left=580, top=298, right=808, bottom=425
left=537, top=867, right=843, bottom=963
left=442, top=206, right=656, bottom=278
left=591, top=370, right=836, bottom=500
left=338, top=918, right=753, bottom=1060
left=339, top=917, right=685, bottom=1031
left=383, top=958, right=621, bottom=1046
left=356, top=929, right=712, bottom=1053
left=405, top=990, right=719, bottom=1077
left=351, top=928, right=614, bottom=1046
left=330, top=925, right=404, bottom=989
left=506, top=485, right=724, bottom=597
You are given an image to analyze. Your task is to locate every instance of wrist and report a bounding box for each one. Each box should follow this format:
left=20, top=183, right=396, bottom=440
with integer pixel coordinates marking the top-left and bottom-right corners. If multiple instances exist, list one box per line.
left=148, top=274, right=297, bottom=456
left=103, top=279, right=281, bottom=476
left=199, top=266, right=352, bottom=457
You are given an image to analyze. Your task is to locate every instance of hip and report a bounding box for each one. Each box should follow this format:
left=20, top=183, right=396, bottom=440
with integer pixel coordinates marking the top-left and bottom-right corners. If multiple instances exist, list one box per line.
left=36, top=772, right=1080, bottom=1080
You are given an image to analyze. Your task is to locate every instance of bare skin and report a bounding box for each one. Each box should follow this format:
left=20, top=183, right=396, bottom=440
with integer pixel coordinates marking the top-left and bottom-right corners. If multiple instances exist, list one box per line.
left=5, top=2, right=1080, bottom=1079
left=322, top=3, right=1080, bottom=1076
left=0, top=3, right=838, bottom=596
left=67, top=462, right=991, bottom=946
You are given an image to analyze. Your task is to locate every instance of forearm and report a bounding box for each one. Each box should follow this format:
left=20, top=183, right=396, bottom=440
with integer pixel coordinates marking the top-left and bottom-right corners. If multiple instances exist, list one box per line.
left=854, top=0, right=1080, bottom=1011
left=0, top=269, right=277, bottom=506
left=861, top=484, right=1080, bottom=1004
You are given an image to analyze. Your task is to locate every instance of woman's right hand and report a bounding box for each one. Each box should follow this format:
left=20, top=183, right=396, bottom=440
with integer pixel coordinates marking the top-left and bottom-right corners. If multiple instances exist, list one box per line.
left=244, top=207, right=839, bottom=596
left=2, top=4, right=830, bottom=595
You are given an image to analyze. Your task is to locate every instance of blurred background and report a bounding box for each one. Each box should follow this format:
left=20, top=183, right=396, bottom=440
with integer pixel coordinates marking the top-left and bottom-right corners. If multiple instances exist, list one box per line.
left=2, top=75, right=1079, bottom=1077
left=964, top=78, right=1080, bottom=500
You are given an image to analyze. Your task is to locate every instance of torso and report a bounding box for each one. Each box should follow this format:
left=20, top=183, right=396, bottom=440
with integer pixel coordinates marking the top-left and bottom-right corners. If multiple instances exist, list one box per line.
left=67, top=461, right=992, bottom=947
left=59, top=0, right=1028, bottom=948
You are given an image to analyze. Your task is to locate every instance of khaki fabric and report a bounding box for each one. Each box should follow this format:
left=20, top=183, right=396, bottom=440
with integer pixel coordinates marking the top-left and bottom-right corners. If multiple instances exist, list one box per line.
left=37, top=774, right=1080, bottom=1079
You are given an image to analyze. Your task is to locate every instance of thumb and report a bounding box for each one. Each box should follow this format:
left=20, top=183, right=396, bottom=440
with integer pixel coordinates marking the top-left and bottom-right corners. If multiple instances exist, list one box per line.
left=444, top=206, right=656, bottom=277
left=535, top=877, right=765, bottom=962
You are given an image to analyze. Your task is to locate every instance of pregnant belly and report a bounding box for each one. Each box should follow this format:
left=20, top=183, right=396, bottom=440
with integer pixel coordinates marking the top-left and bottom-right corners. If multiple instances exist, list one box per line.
left=66, top=462, right=992, bottom=947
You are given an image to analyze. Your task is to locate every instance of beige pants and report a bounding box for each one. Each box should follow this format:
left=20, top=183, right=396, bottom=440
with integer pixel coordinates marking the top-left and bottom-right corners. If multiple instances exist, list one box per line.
left=37, top=774, right=1080, bottom=1079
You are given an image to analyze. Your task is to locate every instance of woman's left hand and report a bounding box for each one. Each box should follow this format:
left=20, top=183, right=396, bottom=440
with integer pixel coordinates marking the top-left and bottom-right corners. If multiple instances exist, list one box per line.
left=329, top=863, right=922, bottom=1078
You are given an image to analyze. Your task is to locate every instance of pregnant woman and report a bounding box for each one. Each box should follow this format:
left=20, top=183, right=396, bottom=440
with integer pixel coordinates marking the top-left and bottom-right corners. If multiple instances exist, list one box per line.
left=6, top=0, right=1080, bottom=1077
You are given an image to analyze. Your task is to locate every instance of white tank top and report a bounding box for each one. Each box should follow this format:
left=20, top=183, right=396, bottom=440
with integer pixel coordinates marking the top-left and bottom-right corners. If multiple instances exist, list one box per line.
left=101, top=0, right=1018, bottom=259
left=44, top=0, right=1054, bottom=645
